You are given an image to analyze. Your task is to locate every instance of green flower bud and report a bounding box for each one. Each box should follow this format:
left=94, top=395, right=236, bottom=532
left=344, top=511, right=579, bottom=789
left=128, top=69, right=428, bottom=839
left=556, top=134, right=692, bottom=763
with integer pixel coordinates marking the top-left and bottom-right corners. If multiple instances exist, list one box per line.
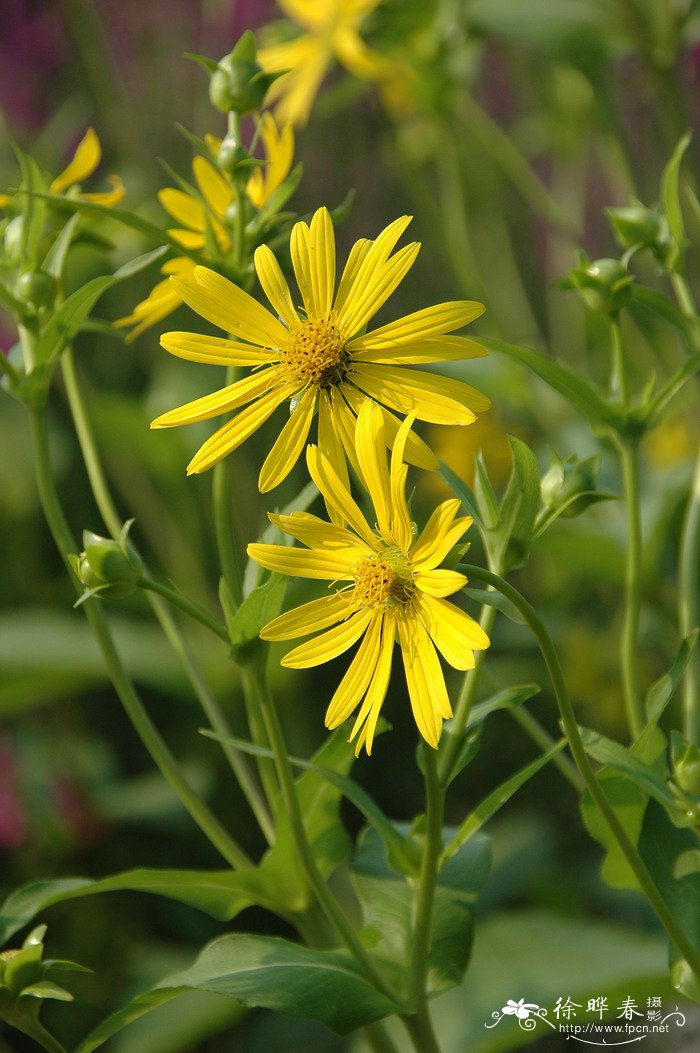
left=217, top=138, right=249, bottom=175
left=674, top=741, right=700, bottom=797
left=72, top=522, right=142, bottom=600
left=541, top=452, right=608, bottom=518
left=15, top=270, right=57, bottom=310
left=208, top=33, right=281, bottom=115
left=607, top=204, right=669, bottom=254
left=567, top=257, right=634, bottom=316
left=3, top=216, right=24, bottom=262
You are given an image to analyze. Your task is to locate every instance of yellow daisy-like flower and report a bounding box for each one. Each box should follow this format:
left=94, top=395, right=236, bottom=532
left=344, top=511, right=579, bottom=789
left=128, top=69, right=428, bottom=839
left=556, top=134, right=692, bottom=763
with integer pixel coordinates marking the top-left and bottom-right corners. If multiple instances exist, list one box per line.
left=258, top=0, right=391, bottom=127
left=115, top=116, right=294, bottom=340
left=50, top=128, right=125, bottom=207
left=151, top=205, right=489, bottom=490
left=248, top=402, right=489, bottom=755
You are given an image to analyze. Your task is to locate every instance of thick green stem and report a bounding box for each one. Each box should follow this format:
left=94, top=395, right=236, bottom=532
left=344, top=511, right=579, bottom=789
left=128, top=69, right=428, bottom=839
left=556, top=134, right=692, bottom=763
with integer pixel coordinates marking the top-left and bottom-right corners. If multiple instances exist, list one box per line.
left=246, top=656, right=400, bottom=1004
left=438, top=603, right=497, bottom=786
left=614, top=434, right=645, bottom=739
left=61, top=346, right=274, bottom=842
left=459, top=564, right=700, bottom=976
left=139, top=575, right=229, bottom=642
left=28, top=407, right=251, bottom=870
left=400, top=1010, right=442, bottom=1053
left=362, top=1022, right=402, bottom=1053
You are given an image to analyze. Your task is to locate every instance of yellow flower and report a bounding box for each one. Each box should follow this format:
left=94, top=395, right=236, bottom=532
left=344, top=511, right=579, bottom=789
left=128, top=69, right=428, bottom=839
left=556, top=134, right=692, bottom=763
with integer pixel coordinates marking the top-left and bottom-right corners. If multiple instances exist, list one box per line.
left=115, top=117, right=294, bottom=340
left=50, top=128, right=125, bottom=206
left=248, top=402, right=489, bottom=755
left=151, top=205, right=489, bottom=489
left=258, top=0, right=390, bottom=127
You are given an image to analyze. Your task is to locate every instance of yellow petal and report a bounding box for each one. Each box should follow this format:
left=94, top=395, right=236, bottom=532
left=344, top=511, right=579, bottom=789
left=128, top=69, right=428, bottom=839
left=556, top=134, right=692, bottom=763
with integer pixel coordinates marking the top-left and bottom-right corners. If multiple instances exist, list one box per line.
left=254, top=244, right=300, bottom=329
left=268, top=512, right=366, bottom=554
left=411, top=501, right=473, bottom=570
left=397, top=616, right=450, bottom=746
left=160, top=332, right=280, bottom=367
left=290, top=219, right=314, bottom=317
left=0, top=194, right=11, bottom=208
left=247, top=113, right=295, bottom=209
left=114, top=279, right=182, bottom=340
left=329, top=388, right=364, bottom=480
left=80, top=174, right=125, bottom=207
left=282, top=608, right=373, bottom=668
left=192, top=156, right=232, bottom=217
left=414, top=568, right=468, bottom=598
left=351, top=364, right=486, bottom=424
left=325, top=613, right=383, bottom=728
left=415, top=593, right=488, bottom=670
left=334, top=238, right=373, bottom=315
left=50, top=128, right=101, bottom=193
left=187, top=383, right=298, bottom=474
left=172, top=266, right=288, bottom=347
left=169, top=228, right=206, bottom=249
left=308, top=206, right=336, bottom=318
left=354, top=401, right=391, bottom=537
left=259, top=37, right=330, bottom=128
left=261, top=591, right=350, bottom=640
left=258, top=387, right=317, bottom=492
left=318, top=390, right=351, bottom=515
left=247, top=542, right=358, bottom=581
left=354, top=301, right=485, bottom=349
left=341, top=385, right=437, bottom=471
left=335, top=216, right=413, bottom=332
left=389, top=415, right=414, bottom=551
left=151, top=368, right=283, bottom=428
left=306, top=445, right=377, bottom=547
left=349, top=616, right=395, bottom=755
left=352, top=335, right=487, bottom=364
left=339, top=241, right=419, bottom=339
left=158, top=188, right=206, bottom=231
left=333, top=27, right=388, bottom=81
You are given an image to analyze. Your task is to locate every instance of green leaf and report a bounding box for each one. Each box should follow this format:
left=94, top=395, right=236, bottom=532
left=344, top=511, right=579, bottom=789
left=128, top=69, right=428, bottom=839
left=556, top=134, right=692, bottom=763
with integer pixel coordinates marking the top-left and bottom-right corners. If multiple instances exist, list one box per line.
left=20, top=980, right=73, bottom=1001
left=473, top=452, right=500, bottom=529
left=350, top=826, right=490, bottom=1000
left=580, top=771, right=647, bottom=890
left=444, top=741, right=565, bottom=860
left=36, top=246, right=168, bottom=364
left=486, top=337, right=622, bottom=428
left=660, top=132, right=691, bottom=271
left=42, top=213, right=81, bottom=278
left=11, top=141, right=48, bottom=265
left=467, top=684, right=541, bottom=727
left=75, top=990, right=187, bottom=1053
left=224, top=574, right=286, bottom=660
left=437, top=461, right=479, bottom=519
left=578, top=726, right=678, bottom=812
left=494, top=436, right=540, bottom=570
left=628, top=285, right=694, bottom=344
left=463, top=586, right=526, bottom=624
left=645, top=631, right=699, bottom=726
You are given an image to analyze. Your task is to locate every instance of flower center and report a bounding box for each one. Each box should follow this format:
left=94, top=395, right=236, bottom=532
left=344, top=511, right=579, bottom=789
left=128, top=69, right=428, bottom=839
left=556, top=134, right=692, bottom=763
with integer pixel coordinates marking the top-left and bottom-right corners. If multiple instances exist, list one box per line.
left=282, top=317, right=349, bottom=387
left=350, top=548, right=415, bottom=611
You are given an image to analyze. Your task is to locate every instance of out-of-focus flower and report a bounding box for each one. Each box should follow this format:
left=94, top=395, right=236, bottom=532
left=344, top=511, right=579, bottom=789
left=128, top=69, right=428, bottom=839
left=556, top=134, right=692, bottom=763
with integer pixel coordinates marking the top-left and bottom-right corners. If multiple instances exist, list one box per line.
left=115, top=116, right=294, bottom=340
left=248, top=402, right=489, bottom=754
left=50, top=128, right=125, bottom=206
left=258, top=0, right=392, bottom=126
left=645, top=416, right=697, bottom=468
left=152, top=206, right=488, bottom=489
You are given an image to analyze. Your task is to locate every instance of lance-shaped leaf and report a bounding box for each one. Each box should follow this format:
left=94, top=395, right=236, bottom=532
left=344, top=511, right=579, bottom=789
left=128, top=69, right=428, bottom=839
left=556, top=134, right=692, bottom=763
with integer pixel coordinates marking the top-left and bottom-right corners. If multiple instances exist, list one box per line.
left=661, top=132, right=691, bottom=272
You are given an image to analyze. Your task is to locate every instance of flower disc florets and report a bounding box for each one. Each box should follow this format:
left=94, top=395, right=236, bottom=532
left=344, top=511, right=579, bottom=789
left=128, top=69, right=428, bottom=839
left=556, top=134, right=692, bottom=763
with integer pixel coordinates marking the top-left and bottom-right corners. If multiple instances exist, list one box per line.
left=351, top=547, right=414, bottom=611
left=282, top=316, right=349, bottom=387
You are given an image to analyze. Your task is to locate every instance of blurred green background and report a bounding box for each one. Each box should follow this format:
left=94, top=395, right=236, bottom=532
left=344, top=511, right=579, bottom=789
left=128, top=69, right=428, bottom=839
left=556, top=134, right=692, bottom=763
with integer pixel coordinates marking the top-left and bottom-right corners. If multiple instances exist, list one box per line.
left=2, top=0, right=700, bottom=1049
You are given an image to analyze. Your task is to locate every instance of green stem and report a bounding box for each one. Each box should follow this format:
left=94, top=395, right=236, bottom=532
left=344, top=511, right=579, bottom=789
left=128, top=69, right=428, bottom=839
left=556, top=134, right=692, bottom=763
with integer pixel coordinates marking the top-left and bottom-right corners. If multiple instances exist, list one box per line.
left=246, top=656, right=400, bottom=1004
left=212, top=448, right=245, bottom=608
left=609, top=316, right=629, bottom=404
left=614, top=433, right=645, bottom=739
left=0, top=352, right=20, bottom=385
left=28, top=407, right=252, bottom=870
left=438, top=603, right=497, bottom=786
left=16, top=1020, right=68, bottom=1053
left=139, top=575, right=229, bottom=642
left=362, top=1022, right=402, bottom=1053
left=509, top=706, right=583, bottom=791
left=400, top=1011, right=441, bottom=1053
left=680, top=447, right=700, bottom=744
left=61, top=346, right=274, bottom=842
left=458, top=564, right=700, bottom=975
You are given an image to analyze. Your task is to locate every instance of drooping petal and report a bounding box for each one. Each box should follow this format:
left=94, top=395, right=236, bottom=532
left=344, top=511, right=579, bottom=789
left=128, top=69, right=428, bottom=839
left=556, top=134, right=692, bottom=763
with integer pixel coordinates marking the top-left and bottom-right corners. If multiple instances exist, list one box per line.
left=414, top=593, right=488, bottom=670
left=258, top=386, right=317, bottom=492
left=169, top=228, right=206, bottom=249
left=411, top=501, right=473, bottom=570
left=159, top=331, right=279, bottom=366
left=414, top=568, right=468, bottom=598
left=247, top=113, right=295, bottom=209
left=325, top=613, right=383, bottom=727
left=349, top=616, right=395, bottom=755
left=318, top=390, right=351, bottom=511
left=158, top=188, right=206, bottom=232
left=397, top=616, right=451, bottom=746
left=254, top=244, right=300, bottom=329
left=261, top=591, right=350, bottom=641
left=80, top=174, right=125, bottom=207
left=352, top=335, right=487, bottom=364
left=306, top=445, right=378, bottom=548
left=151, top=368, right=283, bottom=428
left=186, top=383, right=298, bottom=474
left=172, top=267, right=288, bottom=347
left=282, top=608, right=373, bottom=667
left=247, top=543, right=358, bottom=581
left=192, top=156, right=232, bottom=217
left=353, top=300, right=485, bottom=349
left=50, top=128, right=101, bottom=193
left=354, top=401, right=391, bottom=537
left=114, top=279, right=183, bottom=340
left=389, top=415, right=414, bottom=551
left=351, top=363, right=487, bottom=424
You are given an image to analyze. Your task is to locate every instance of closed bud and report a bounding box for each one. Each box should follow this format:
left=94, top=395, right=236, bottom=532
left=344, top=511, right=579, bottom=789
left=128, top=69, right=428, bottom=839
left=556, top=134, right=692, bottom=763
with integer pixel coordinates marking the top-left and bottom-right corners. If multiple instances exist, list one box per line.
left=72, top=523, right=142, bottom=600
left=567, top=257, right=634, bottom=316
left=208, top=33, right=282, bottom=115
left=15, top=270, right=57, bottom=310
left=607, top=204, right=669, bottom=255
left=674, top=741, right=700, bottom=797
left=217, top=138, right=250, bottom=175
left=541, top=452, right=606, bottom=518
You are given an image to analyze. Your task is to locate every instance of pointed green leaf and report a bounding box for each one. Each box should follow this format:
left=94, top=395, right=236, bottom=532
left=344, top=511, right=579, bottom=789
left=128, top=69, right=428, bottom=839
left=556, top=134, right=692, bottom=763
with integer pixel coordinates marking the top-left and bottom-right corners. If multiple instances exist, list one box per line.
left=11, top=141, right=48, bottom=265
left=646, top=631, right=699, bottom=726
left=660, top=132, right=691, bottom=271
left=437, top=461, right=479, bottom=519
left=579, top=726, right=678, bottom=811
left=225, top=574, right=286, bottom=660
left=75, top=989, right=186, bottom=1053
left=463, top=586, right=526, bottom=624
left=486, top=337, right=623, bottom=428
left=20, top=980, right=73, bottom=1002
left=496, top=435, right=540, bottom=569
left=42, top=213, right=81, bottom=278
